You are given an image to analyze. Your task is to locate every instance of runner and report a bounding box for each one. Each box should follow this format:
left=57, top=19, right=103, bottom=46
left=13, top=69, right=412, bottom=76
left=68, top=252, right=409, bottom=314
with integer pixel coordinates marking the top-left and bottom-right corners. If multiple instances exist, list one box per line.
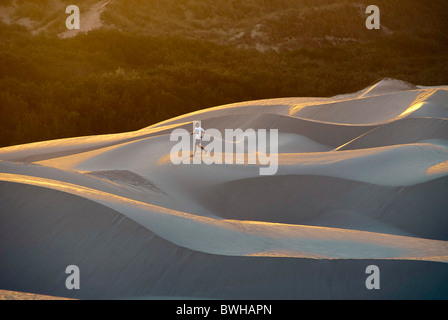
left=191, top=121, right=206, bottom=157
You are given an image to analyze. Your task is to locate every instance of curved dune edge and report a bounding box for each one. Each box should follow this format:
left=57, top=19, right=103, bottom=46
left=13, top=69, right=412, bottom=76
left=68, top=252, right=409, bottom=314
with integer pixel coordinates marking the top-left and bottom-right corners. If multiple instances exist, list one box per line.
left=337, top=117, right=448, bottom=151
left=2, top=179, right=447, bottom=300
left=0, top=79, right=446, bottom=163
left=427, top=160, right=448, bottom=175
left=149, top=79, right=447, bottom=128
left=1, top=174, right=448, bottom=262
left=1, top=78, right=448, bottom=299
left=195, top=173, right=448, bottom=240
left=290, top=86, right=447, bottom=125
left=0, top=121, right=192, bottom=163
left=0, top=289, right=75, bottom=300
left=39, top=135, right=448, bottom=188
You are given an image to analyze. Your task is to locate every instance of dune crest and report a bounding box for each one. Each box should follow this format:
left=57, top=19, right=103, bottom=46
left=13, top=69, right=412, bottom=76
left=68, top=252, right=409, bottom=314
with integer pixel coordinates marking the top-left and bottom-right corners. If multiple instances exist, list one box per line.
left=1, top=79, right=448, bottom=299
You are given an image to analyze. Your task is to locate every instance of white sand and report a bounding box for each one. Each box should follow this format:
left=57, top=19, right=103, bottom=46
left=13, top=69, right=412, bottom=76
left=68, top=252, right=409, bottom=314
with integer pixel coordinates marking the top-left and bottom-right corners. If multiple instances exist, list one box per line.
left=1, top=78, right=448, bottom=299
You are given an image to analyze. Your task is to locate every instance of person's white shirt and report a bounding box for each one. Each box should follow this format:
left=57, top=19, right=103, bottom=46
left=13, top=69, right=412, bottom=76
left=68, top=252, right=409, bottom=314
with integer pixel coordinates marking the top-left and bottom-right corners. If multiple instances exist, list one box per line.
left=194, top=127, right=205, bottom=140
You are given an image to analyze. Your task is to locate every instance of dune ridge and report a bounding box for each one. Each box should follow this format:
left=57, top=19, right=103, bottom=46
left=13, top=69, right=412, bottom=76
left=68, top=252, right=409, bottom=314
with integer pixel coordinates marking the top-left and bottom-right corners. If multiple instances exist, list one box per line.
left=1, top=79, right=448, bottom=299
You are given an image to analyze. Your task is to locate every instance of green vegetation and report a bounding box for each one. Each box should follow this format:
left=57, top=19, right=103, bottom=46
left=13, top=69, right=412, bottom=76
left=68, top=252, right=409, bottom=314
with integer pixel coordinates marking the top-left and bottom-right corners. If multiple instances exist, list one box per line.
left=0, top=0, right=447, bottom=147
left=103, top=0, right=448, bottom=50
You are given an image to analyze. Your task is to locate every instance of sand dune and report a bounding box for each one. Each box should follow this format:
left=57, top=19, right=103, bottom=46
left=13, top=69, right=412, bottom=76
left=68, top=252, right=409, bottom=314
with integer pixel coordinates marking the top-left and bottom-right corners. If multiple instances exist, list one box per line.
left=359, top=79, right=417, bottom=97
left=198, top=174, right=448, bottom=240
left=292, top=88, right=448, bottom=125
left=1, top=79, right=448, bottom=299
left=337, top=118, right=448, bottom=150
left=0, top=290, right=75, bottom=300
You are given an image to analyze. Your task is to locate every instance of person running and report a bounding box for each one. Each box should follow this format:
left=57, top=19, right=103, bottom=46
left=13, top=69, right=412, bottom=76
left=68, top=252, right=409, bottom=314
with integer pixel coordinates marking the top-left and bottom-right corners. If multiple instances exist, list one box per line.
left=191, top=122, right=206, bottom=157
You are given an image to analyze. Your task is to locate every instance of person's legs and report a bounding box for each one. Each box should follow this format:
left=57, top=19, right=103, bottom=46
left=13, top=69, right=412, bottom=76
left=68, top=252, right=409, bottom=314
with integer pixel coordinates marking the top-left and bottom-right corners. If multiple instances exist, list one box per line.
left=193, top=138, right=200, bottom=155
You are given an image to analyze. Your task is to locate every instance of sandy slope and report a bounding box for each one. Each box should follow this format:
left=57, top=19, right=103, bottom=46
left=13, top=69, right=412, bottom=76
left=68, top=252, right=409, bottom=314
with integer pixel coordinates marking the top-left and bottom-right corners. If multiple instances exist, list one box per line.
left=0, top=289, right=75, bottom=300
left=1, top=78, right=448, bottom=299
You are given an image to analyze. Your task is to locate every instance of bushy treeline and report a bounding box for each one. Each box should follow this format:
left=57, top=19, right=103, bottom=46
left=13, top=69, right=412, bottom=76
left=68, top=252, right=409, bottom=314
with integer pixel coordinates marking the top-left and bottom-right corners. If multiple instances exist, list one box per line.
left=104, top=0, right=448, bottom=49
left=0, top=23, right=447, bottom=147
